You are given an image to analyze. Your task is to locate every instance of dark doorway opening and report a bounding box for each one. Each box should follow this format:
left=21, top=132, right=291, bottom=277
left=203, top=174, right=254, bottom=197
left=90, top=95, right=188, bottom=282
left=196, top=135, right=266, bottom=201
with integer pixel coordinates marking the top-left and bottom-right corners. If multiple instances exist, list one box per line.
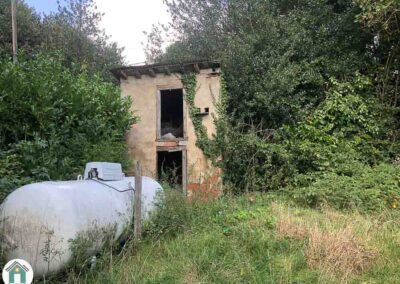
left=157, top=150, right=182, bottom=185
left=160, top=89, right=184, bottom=139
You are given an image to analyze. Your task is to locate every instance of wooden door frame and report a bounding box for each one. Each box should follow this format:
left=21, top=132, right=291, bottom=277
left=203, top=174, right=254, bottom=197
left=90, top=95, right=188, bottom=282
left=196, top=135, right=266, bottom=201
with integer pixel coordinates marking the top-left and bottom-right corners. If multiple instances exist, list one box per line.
left=156, top=87, right=187, bottom=140
left=156, top=146, right=187, bottom=195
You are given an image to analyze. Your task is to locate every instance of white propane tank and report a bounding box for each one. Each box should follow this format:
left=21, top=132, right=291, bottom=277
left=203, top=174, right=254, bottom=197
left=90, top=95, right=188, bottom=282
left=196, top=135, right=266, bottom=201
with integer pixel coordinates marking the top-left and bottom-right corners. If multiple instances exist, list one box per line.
left=0, top=162, right=163, bottom=277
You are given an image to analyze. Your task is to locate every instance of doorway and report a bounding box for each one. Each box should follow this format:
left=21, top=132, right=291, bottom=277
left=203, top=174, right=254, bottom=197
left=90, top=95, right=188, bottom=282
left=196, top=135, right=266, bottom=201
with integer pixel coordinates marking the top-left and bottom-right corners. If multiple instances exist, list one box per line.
left=157, top=150, right=183, bottom=185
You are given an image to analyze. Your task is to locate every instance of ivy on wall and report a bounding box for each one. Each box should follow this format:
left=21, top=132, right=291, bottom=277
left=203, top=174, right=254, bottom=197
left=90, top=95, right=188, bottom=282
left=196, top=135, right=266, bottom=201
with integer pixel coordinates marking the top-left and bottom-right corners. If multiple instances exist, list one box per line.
left=181, top=73, right=213, bottom=158
left=181, top=72, right=229, bottom=162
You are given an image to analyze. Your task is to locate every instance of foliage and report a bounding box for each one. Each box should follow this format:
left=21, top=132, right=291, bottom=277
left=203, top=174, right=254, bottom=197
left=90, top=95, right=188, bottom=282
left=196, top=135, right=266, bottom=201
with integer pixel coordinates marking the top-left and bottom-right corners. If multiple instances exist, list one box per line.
left=157, top=0, right=227, bottom=62
left=143, top=3, right=400, bottom=234
left=356, top=0, right=400, bottom=48
left=0, top=54, right=135, bottom=202
left=143, top=24, right=168, bottom=63
left=355, top=0, right=400, bottom=77
left=41, top=0, right=124, bottom=82
left=142, top=188, right=193, bottom=239
left=219, top=127, right=294, bottom=193
left=287, top=162, right=400, bottom=211
left=144, top=0, right=396, bottom=201
left=280, top=75, right=397, bottom=211
left=149, top=0, right=369, bottom=129
left=0, top=0, right=42, bottom=55
left=211, top=74, right=389, bottom=195
left=355, top=0, right=400, bottom=142
left=282, top=74, right=387, bottom=173
left=0, top=149, right=33, bottom=204
left=0, top=0, right=124, bottom=82
left=180, top=71, right=293, bottom=193
left=69, top=194, right=400, bottom=283
left=181, top=72, right=214, bottom=158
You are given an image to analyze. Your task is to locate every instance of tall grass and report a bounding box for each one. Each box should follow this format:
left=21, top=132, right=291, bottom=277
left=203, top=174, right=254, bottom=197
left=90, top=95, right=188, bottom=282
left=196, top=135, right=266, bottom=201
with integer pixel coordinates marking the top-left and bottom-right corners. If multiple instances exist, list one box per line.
left=61, top=190, right=400, bottom=284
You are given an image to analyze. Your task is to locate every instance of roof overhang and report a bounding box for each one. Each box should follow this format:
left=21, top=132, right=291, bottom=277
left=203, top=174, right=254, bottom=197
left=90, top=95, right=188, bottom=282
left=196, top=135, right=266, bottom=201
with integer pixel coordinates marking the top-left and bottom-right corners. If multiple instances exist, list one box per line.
left=111, top=60, right=220, bottom=80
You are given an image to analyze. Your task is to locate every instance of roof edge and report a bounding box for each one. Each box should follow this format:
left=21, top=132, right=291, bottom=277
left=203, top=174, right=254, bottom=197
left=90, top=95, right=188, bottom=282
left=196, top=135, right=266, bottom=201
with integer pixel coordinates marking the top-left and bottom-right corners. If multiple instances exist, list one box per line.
left=111, top=60, right=220, bottom=80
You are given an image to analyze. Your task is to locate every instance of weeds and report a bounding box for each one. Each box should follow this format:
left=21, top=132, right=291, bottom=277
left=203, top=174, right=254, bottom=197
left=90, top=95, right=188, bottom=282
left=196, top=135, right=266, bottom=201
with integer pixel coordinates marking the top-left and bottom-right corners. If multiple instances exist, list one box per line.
left=66, top=193, right=400, bottom=284
left=306, top=226, right=375, bottom=280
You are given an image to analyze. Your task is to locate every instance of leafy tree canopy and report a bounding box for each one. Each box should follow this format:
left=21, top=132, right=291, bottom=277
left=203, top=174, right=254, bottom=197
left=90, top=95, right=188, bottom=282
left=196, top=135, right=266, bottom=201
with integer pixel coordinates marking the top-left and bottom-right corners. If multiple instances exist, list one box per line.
left=149, top=0, right=370, bottom=128
left=0, top=0, right=123, bottom=81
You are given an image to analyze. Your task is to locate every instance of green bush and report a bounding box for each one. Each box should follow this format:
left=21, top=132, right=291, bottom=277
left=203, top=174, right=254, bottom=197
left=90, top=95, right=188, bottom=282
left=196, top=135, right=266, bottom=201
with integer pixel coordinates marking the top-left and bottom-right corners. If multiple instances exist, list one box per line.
left=217, top=74, right=390, bottom=195
left=279, top=75, right=400, bottom=211
left=287, top=162, right=400, bottom=211
left=0, top=54, right=135, bottom=202
left=281, top=75, right=386, bottom=173
left=220, top=126, right=294, bottom=194
left=143, top=186, right=235, bottom=239
left=0, top=149, right=33, bottom=203
left=143, top=188, right=191, bottom=239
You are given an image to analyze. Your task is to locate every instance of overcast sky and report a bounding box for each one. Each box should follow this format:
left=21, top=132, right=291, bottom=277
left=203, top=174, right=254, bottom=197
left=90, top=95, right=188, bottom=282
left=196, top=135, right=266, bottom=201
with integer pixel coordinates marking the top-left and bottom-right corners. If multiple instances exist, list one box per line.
left=25, top=0, right=171, bottom=64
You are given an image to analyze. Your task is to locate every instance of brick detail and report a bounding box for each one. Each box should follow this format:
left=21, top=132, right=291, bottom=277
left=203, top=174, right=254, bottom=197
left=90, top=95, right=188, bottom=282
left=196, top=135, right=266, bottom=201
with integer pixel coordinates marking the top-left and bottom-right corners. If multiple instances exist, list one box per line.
left=156, top=141, right=178, bottom=147
left=187, top=169, right=222, bottom=201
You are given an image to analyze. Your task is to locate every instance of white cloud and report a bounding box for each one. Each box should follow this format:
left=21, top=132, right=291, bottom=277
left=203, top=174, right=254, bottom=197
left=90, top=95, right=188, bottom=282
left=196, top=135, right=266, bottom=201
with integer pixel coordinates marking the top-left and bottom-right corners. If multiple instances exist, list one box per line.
left=95, top=0, right=171, bottom=65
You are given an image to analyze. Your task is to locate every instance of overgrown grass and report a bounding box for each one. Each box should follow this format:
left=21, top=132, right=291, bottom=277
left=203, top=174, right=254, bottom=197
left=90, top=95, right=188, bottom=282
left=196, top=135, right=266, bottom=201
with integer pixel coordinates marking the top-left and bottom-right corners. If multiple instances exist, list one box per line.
left=65, top=190, right=400, bottom=284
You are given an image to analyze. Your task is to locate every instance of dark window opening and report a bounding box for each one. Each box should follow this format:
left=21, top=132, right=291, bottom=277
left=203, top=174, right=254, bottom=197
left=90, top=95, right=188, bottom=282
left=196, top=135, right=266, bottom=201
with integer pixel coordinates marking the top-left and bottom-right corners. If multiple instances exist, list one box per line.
left=160, top=89, right=183, bottom=139
left=157, top=150, right=182, bottom=185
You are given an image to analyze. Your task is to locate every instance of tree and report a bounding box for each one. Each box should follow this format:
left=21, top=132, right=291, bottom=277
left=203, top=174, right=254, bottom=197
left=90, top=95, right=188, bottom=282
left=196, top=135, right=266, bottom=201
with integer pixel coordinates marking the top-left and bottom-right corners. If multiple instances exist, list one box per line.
left=41, top=0, right=124, bottom=81
left=355, top=0, right=400, bottom=107
left=152, top=0, right=369, bottom=128
left=0, top=53, right=135, bottom=201
left=0, top=0, right=124, bottom=82
left=0, top=0, right=42, bottom=55
left=143, top=0, right=392, bottom=193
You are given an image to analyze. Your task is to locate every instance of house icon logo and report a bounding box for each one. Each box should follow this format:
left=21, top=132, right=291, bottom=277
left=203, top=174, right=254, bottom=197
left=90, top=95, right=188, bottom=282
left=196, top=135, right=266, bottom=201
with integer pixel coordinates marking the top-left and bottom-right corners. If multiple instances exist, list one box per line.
left=2, top=259, right=33, bottom=284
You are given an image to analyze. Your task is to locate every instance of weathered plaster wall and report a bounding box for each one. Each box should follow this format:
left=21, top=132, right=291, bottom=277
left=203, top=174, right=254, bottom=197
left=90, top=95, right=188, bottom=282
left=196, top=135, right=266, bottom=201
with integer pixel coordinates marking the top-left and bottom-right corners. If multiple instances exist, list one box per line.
left=121, top=68, right=221, bottom=188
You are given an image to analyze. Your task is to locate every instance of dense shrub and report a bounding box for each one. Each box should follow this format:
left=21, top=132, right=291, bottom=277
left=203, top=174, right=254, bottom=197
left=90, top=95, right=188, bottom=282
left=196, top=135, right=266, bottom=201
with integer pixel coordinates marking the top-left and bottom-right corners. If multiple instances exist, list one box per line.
left=0, top=54, right=135, bottom=202
left=287, top=162, right=400, bottom=211
left=143, top=186, right=236, bottom=239
left=146, top=0, right=400, bottom=213
left=281, top=75, right=388, bottom=174
left=217, top=75, right=392, bottom=195
left=280, top=76, right=399, bottom=211
left=0, top=149, right=33, bottom=202
left=219, top=127, right=293, bottom=193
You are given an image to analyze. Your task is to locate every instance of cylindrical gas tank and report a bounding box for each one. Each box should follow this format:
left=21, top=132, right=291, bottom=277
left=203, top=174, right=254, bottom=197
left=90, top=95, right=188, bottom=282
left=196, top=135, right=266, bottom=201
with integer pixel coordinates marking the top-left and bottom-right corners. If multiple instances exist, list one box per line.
left=0, top=176, right=162, bottom=277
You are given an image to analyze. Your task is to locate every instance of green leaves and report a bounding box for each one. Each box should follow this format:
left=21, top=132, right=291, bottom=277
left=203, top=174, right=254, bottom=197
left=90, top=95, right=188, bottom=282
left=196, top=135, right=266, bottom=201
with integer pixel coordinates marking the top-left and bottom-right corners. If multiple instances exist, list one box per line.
left=0, top=54, right=136, bottom=201
left=0, top=0, right=123, bottom=82
left=283, top=74, right=385, bottom=173
left=155, top=0, right=369, bottom=128
left=287, top=162, right=400, bottom=211
left=182, top=72, right=215, bottom=158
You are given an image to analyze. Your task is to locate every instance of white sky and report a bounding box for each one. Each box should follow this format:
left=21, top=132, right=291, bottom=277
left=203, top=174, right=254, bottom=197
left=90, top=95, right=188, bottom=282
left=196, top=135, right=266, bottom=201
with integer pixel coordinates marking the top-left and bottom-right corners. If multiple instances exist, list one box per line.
left=95, top=0, right=171, bottom=65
